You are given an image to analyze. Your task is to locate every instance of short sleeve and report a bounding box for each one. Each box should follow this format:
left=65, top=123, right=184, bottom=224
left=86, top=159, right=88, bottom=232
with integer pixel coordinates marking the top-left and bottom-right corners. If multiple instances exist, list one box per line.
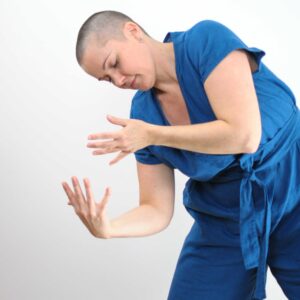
left=129, top=98, right=163, bottom=165
left=186, top=20, right=266, bottom=84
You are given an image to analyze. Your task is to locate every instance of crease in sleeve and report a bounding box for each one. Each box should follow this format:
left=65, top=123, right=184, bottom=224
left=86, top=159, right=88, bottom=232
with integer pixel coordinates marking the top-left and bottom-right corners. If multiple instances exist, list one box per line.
left=133, top=148, right=163, bottom=165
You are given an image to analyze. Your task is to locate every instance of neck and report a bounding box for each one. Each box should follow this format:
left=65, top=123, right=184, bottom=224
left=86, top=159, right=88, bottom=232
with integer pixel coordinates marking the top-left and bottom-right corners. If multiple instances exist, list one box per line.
left=148, top=39, right=178, bottom=93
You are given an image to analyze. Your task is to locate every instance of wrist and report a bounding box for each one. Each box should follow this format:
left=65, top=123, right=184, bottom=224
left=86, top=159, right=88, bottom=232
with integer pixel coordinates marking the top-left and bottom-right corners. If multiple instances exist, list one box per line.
left=147, top=124, right=162, bottom=146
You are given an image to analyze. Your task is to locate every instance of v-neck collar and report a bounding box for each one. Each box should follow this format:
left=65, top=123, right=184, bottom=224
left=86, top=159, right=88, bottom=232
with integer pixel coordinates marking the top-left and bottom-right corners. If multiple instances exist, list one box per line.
left=150, top=31, right=193, bottom=126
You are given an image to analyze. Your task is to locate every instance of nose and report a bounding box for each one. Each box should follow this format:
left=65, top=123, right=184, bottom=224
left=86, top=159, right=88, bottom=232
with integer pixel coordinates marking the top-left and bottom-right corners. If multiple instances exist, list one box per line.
left=112, top=73, right=127, bottom=88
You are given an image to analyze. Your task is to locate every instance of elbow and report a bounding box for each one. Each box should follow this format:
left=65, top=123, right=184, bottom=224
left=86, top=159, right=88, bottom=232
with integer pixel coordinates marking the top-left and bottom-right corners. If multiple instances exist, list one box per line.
left=161, top=218, right=173, bottom=231
left=244, top=143, right=259, bottom=154
left=160, top=212, right=173, bottom=230
left=243, top=131, right=262, bottom=153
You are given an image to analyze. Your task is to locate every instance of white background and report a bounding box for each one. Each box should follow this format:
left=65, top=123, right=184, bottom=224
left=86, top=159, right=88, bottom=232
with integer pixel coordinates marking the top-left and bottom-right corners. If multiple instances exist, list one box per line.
left=0, top=0, right=299, bottom=299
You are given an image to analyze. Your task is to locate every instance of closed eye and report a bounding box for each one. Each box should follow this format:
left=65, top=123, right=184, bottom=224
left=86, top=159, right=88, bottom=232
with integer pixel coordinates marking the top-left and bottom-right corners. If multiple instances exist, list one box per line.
left=113, top=59, right=118, bottom=68
left=107, top=60, right=118, bottom=82
left=99, top=59, right=118, bottom=83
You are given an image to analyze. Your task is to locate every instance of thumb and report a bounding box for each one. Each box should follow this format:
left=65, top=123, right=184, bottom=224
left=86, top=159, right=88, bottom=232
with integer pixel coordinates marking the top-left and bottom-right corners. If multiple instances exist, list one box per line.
left=106, top=114, right=127, bottom=126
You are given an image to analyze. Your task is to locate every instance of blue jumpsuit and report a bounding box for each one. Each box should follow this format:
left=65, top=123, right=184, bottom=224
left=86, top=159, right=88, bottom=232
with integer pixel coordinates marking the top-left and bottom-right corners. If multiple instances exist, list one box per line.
left=129, top=20, right=300, bottom=300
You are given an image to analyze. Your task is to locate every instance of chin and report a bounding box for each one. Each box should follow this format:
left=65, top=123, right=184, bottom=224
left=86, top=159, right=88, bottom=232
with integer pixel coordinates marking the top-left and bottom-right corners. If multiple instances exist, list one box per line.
left=141, top=78, right=156, bottom=91
left=134, top=80, right=149, bottom=91
left=137, top=85, right=147, bottom=91
left=139, top=85, right=152, bottom=92
left=132, top=76, right=154, bottom=91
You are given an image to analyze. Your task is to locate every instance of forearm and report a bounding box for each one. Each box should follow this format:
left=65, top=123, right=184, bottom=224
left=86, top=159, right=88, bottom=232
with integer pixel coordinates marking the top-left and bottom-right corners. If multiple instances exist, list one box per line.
left=109, top=204, right=169, bottom=238
left=149, top=120, right=254, bottom=154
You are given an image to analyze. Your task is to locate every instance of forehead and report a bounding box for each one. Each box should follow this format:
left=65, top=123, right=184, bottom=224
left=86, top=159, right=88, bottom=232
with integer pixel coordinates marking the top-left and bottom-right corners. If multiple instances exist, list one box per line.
left=81, top=41, right=110, bottom=75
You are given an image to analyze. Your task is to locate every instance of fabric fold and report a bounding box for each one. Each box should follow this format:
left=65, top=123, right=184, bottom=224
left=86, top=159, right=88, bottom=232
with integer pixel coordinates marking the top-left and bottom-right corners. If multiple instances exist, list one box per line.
left=210, top=107, right=300, bottom=299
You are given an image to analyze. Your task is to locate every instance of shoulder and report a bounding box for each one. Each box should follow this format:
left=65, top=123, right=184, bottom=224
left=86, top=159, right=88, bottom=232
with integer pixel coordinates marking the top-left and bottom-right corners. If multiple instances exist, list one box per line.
left=184, top=19, right=239, bottom=65
left=183, top=19, right=252, bottom=83
left=185, top=19, right=241, bottom=50
left=186, top=19, right=235, bottom=37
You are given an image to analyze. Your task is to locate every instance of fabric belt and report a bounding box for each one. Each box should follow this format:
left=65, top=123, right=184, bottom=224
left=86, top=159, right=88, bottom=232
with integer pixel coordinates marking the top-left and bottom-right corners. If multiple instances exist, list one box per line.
left=210, top=107, right=300, bottom=299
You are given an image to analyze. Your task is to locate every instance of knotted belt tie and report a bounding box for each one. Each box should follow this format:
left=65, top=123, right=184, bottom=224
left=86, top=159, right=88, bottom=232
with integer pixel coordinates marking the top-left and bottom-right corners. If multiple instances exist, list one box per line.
left=212, top=107, right=300, bottom=299
left=239, top=160, right=274, bottom=300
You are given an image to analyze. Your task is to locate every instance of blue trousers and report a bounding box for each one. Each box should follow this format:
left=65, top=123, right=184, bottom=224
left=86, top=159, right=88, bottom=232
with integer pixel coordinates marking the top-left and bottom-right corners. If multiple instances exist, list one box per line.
left=167, top=138, right=300, bottom=300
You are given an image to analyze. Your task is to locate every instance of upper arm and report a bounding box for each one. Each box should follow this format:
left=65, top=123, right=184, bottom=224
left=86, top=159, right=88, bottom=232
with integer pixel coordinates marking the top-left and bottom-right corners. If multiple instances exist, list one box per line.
left=186, top=20, right=266, bottom=151
left=203, top=49, right=262, bottom=151
left=136, top=161, right=175, bottom=226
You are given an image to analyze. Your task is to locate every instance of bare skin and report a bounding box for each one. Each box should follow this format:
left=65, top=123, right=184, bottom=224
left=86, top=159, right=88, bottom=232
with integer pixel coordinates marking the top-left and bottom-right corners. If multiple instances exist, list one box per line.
left=61, top=21, right=260, bottom=238
left=62, top=177, right=112, bottom=238
left=80, top=22, right=178, bottom=94
left=62, top=22, right=175, bottom=238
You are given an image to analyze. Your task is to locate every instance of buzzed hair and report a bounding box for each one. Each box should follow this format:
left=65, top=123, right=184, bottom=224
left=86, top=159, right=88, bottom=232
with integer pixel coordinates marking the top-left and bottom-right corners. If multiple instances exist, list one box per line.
left=76, top=10, right=150, bottom=65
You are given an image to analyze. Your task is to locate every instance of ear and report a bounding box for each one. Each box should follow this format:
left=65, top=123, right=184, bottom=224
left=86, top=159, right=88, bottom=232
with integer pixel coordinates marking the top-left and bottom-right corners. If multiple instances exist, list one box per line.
left=123, top=21, right=142, bottom=41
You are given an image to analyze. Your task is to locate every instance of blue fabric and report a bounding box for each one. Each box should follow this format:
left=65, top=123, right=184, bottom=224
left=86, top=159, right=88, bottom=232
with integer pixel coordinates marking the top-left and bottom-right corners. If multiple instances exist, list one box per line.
left=129, top=19, right=300, bottom=299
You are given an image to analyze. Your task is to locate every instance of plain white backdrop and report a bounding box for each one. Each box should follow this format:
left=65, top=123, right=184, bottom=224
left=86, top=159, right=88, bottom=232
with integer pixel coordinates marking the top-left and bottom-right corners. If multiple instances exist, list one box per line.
left=0, top=0, right=299, bottom=299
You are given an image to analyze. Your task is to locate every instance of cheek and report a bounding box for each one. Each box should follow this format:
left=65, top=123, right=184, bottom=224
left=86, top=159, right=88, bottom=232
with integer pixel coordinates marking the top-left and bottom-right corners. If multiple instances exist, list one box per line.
left=123, top=48, right=154, bottom=79
left=138, top=58, right=155, bottom=79
left=135, top=48, right=153, bottom=72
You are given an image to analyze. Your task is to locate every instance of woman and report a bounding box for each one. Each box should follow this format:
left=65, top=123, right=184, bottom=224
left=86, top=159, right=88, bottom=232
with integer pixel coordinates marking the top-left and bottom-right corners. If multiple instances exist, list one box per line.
left=62, top=10, right=300, bottom=299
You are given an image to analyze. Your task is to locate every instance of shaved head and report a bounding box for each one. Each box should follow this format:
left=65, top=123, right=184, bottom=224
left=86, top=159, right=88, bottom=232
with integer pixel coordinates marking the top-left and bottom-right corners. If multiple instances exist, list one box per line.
left=76, top=10, right=150, bottom=65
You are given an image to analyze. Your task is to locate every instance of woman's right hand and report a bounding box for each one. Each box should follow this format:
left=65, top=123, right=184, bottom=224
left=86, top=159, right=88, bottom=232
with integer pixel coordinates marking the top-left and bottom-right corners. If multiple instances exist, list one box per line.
left=61, top=176, right=112, bottom=239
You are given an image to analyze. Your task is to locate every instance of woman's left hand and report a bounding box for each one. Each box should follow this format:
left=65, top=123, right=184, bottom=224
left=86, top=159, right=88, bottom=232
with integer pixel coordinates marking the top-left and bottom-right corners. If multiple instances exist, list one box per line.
left=86, top=115, right=155, bottom=165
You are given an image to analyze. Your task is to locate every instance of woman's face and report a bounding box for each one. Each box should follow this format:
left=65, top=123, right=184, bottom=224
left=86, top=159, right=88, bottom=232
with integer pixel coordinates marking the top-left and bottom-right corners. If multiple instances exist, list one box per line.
left=80, top=23, right=156, bottom=91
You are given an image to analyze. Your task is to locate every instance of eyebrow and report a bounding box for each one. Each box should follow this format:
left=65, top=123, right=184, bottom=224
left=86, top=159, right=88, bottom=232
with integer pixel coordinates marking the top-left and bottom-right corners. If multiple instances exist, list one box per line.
left=98, top=51, right=112, bottom=81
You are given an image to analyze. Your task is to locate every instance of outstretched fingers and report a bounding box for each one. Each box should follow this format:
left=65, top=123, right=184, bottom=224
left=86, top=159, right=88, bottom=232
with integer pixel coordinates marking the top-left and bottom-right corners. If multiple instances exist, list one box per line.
left=88, top=131, right=120, bottom=141
left=71, top=177, right=87, bottom=207
left=83, top=178, right=97, bottom=215
left=109, top=151, right=130, bottom=165
left=98, top=187, right=111, bottom=212
left=62, top=181, right=75, bottom=206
